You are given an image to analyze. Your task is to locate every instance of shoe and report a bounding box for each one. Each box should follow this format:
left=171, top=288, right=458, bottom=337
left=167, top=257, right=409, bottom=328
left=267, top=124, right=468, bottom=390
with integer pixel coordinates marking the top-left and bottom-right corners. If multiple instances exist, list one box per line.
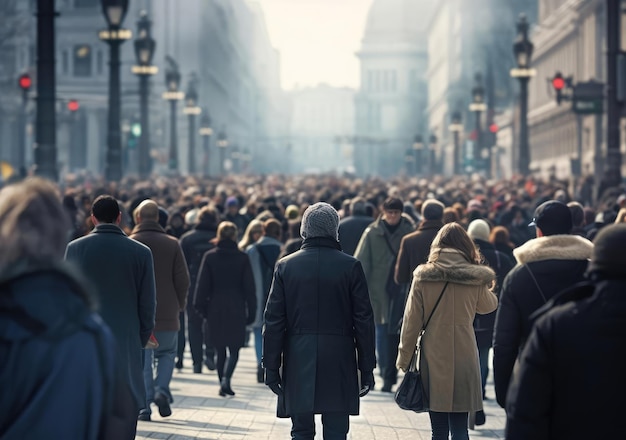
left=257, top=365, right=265, bottom=383
left=220, top=377, right=235, bottom=396
left=381, top=381, right=393, bottom=393
left=475, top=410, right=486, bottom=426
left=138, top=409, right=151, bottom=421
left=175, top=359, right=183, bottom=370
left=204, top=357, right=216, bottom=371
left=154, top=392, right=172, bottom=417
left=193, top=363, right=202, bottom=374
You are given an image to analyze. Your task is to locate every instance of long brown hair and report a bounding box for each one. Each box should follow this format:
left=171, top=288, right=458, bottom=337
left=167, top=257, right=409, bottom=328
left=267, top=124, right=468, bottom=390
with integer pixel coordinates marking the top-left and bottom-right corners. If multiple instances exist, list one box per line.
left=430, top=222, right=481, bottom=264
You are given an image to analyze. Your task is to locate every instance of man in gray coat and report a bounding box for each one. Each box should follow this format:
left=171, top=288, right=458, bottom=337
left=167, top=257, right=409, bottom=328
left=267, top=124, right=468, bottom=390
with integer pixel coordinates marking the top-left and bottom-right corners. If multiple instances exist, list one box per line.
left=65, top=195, right=156, bottom=425
left=130, top=200, right=189, bottom=421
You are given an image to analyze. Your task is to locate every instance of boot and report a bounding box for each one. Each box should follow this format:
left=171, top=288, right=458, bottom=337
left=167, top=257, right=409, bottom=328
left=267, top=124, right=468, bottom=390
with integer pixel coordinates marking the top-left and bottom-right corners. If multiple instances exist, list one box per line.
left=257, top=365, right=265, bottom=383
left=220, top=377, right=235, bottom=396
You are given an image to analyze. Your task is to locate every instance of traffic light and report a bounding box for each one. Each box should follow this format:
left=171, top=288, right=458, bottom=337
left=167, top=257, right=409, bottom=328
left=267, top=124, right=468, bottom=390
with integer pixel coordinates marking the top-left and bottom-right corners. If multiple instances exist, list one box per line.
left=489, top=123, right=498, bottom=134
left=67, top=99, right=80, bottom=112
left=552, top=72, right=566, bottom=105
left=18, top=73, right=32, bottom=91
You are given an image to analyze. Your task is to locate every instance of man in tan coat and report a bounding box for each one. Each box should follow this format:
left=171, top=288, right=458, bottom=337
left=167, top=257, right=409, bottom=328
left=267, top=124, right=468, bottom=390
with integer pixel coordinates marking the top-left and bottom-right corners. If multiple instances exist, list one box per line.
left=130, top=200, right=190, bottom=421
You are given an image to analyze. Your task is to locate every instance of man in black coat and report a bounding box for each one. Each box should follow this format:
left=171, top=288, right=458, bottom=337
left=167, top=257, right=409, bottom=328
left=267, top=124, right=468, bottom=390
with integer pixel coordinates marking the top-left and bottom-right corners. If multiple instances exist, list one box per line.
left=65, top=195, right=157, bottom=425
left=179, top=206, right=219, bottom=373
left=263, top=202, right=376, bottom=439
left=338, top=197, right=372, bottom=256
left=506, top=224, right=626, bottom=439
left=492, top=200, right=593, bottom=409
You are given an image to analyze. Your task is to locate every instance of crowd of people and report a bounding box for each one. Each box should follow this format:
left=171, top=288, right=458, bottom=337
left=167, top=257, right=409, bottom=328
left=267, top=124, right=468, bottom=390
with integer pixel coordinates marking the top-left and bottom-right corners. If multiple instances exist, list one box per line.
left=1, top=170, right=625, bottom=439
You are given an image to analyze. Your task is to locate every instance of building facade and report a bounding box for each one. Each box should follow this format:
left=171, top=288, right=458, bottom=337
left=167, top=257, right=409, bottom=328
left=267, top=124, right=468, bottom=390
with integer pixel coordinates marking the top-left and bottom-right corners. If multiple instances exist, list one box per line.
left=354, top=0, right=434, bottom=177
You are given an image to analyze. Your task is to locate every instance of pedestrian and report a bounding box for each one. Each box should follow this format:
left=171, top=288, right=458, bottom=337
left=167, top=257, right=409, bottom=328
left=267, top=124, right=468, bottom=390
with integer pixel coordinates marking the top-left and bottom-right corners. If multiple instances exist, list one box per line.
left=130, top=200, right=190, bottom=421
left=238, top=219, right=264, bottom=251
left=338, top=197, right=372, bottom=256
left=194, top=221, right=256, bottom=397
left=246, top=218, right=283, bottom=382
left=354, top=197, right=414, bottom=392
left=489, top=225, right=515, bottom=262
left=65, top=195, right=157, bottom=427
left=466, top=219, right=514, bottom=424
left=0, top=178, right=129, bottom=440
left=505, top=224, right=626, bottom=439
left=263, top=202, right=376, bottom=439
left=397, top=223, right=498, bottom=440
left=179, top=206, right=220, bottom=373
left=492, top=200, right=593, bottom=408
left=223, top=196, right=249, bottom=239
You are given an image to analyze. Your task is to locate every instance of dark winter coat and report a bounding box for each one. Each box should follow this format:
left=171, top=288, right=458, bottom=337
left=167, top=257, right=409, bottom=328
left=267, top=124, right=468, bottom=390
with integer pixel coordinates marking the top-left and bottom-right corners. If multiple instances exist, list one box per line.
left=179, top=224, right=217, bottom=289
left=0, top=263, right=119, bottom=440
left=338, top=215, right=373, bottom=256
left=193, top=239, right=256, bottom=348
left=65, top=224, right=157, bottom=409
left=506, top=279, right=626, bottom=439
left=492, top=234, right=593, bottom=408
left=130, top=221, right=190, bottom=332
left=246, top=236, right=282, bottom=328
left=473, top=239, right=514, bottom=348
left=395, top=219, right=444, bottom=284
left=263, top=237, right=376, bottom=418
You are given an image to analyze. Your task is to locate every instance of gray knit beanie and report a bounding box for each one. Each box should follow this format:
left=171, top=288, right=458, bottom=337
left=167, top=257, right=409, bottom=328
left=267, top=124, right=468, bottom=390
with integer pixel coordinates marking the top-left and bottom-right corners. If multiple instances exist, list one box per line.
left=300, top=202, right=339, bottom=240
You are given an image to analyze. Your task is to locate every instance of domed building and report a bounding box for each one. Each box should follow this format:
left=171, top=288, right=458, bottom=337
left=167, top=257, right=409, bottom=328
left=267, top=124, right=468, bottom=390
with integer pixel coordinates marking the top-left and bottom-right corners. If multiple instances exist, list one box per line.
left=354, top=0, right=435, bottom=176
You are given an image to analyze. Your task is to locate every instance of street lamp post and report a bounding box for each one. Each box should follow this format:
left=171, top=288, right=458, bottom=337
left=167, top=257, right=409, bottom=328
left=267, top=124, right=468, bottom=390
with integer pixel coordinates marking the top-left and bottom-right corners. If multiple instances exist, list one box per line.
left=183, top=76, right=201, bottom=175
left=34, top=0, right=58, bottom=181
left=241, top=148, right=252, bottom=174
left=132, top=10, right=157, bottom=180
left=199, top=110, right=212, bottom=177
left=162, top=56, right=184, bottom=174
left=412, top=134, right=424, bottom=175
left=469, top=73, right=487, bottom=174
left=404, top=147, right=414, bottom=175
left=510, top=14, right=536, bottom=176
left=216, top=128, right=228, bottom=175
left=449, top=111, right=463, bottom=175
left=99, top=0, right=131, bottom=182
left=429, top=134, right=438, bottom=175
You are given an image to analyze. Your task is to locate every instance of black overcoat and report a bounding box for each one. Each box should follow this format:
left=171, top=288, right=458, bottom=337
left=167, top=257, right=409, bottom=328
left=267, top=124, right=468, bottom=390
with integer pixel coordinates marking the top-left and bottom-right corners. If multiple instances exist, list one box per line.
left=193, top=239, right=256, bottom=348
left=263, top=237, right=376, bottom=417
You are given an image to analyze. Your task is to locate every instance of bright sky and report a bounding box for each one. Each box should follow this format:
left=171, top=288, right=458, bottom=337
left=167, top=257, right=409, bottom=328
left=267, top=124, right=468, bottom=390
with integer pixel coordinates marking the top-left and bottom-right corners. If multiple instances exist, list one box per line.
left=254, top=0, right=373, bottom=90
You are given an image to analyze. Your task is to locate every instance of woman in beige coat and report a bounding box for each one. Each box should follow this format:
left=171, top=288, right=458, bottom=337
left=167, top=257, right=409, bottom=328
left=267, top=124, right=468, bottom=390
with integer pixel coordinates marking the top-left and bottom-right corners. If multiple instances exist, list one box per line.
left=397, top=223, right=497, bottom=440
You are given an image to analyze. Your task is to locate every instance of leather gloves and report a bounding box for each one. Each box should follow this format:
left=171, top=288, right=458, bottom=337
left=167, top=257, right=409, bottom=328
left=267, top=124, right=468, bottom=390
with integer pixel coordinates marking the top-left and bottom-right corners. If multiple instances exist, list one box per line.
left=360, top=371, right=375, bottom=397
left=265, top=369, right=283, bottom=396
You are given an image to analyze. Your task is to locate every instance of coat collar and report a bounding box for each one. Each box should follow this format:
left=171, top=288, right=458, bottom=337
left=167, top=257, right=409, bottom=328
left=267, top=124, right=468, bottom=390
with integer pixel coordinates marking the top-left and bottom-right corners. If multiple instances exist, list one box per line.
left=414, top=248, right=496, bottom=286
left=418, top=219, right=443, bottom=231
left=301, top=236, right=342, bottom=251
left=217, top=239, right=238, bottom=250
left=369, top=215, right=414, bottom=236
left=513, top=234, right=593, bottom=265
left=92, top=223, right=126, bottom=236
left=131, top=221, right=166, bottom=235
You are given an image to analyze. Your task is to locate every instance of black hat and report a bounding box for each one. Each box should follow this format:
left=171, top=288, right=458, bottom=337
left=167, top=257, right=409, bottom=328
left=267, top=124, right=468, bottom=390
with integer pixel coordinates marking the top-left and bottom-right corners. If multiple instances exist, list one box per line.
left=383, top=197, right=403, bottom=211
left=528, top=200, right=572, bottom=236
left=587, top=223, right=626, bottom=278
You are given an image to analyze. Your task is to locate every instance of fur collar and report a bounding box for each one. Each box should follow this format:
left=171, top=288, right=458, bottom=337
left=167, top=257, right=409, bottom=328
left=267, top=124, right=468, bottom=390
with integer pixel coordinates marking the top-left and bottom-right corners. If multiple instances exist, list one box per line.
left=513, top=234, right=593, bottom=265
left=414, top=248, right=496, bottom=286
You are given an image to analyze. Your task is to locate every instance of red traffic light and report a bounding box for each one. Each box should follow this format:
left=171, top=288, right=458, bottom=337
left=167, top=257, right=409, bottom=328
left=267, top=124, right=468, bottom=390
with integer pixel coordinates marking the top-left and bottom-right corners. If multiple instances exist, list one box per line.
left=67, top=99, right=80, bottom=112
left=552, top=74, right=565, bottom=91
left=18, top=74, right=32, bottom=91
left=489, top=124, right=499, bottom=134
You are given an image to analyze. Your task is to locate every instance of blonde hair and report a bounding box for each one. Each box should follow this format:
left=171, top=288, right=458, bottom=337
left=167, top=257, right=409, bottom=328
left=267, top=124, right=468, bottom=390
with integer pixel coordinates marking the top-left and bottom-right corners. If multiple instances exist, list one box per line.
left=615, top=208, right=626, bottom=224
left=0, top=178, right=70, bottom=269
left=217, top=221, right=238, bottom=242
left=239, top=219, right=263, bottom=250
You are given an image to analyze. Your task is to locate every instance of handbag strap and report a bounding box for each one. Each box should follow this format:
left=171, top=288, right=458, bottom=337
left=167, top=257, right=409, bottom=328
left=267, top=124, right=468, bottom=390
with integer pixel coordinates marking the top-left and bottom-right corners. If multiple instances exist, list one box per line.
left=422, top=281, right=449, bottom=333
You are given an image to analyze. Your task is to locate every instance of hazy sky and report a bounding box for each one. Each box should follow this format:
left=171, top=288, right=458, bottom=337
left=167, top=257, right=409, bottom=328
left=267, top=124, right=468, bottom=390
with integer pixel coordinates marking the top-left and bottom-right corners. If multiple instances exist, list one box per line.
left=254, top=0, right=373, bottom=90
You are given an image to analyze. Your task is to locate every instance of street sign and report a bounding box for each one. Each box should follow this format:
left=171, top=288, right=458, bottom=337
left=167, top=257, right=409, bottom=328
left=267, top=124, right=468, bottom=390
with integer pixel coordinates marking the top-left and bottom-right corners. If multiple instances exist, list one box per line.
left=572, top=81, right=604, bottom=114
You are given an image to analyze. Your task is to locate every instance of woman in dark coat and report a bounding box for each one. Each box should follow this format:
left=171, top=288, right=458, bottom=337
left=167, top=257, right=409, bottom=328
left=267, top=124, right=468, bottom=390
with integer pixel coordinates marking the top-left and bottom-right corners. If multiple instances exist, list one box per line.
left=194, top=221, right=256, bottom=396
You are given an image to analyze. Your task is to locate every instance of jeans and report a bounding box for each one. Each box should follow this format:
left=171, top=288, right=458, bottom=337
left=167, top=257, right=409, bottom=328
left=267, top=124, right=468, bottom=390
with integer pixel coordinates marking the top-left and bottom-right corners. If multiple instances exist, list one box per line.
left=143, top=331, right=178, bottom=413
left=429, top=411, right=469, bottom=440
left=375, top=323, right=389, bottom=378
left=253, top=327, right=263, bottom=365
left=478, top=345, right=490, bottom=397
left=291, top=412, right=349, bottom=440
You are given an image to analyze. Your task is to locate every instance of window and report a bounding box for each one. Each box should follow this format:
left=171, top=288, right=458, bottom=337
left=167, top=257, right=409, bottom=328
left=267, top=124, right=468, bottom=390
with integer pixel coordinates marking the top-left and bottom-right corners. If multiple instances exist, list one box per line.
left=75, top=0, right=99, bottom=7
left=97, top=50, right=103, bottom=75
left=62, top=50, right=68, bottom=74
left=73, top=44, right=92, bottom=77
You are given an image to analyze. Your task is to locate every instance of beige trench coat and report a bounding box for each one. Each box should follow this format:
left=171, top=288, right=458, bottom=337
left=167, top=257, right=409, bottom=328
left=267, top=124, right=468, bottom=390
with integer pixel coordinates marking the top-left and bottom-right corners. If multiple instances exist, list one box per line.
left=397, top=248, right=497, bottom=413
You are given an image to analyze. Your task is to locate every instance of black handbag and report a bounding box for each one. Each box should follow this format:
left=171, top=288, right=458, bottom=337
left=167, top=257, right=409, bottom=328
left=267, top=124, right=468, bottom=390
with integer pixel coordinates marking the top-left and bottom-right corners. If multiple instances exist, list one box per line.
left=394, top=281, right=449, bottom=413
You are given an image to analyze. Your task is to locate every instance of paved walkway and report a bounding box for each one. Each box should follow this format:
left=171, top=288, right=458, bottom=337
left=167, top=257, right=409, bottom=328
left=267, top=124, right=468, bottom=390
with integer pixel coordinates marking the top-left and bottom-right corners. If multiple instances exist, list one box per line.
left=137, top=343, right=506, bottom=439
